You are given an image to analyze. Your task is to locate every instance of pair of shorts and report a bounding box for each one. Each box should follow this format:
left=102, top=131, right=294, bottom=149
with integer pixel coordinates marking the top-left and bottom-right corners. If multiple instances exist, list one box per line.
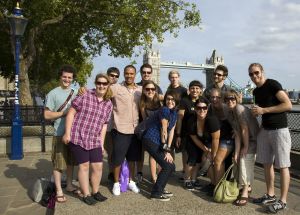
left=68, top=142, right=102, bottom=164
left=186, top=137, right=203, bottom=166
left=256, top=127, right=291, bottom=168
left=51, top=136, right=76, bottom=171
left=111, top=129, right=142, bottom=166
left=219, top=139, right=234, bottom=149
left=239, top=153, right=256, bottom=186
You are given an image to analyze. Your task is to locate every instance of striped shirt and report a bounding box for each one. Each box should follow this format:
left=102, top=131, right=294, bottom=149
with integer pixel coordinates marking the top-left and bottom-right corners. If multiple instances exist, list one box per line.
left=70, top=89, right=113, bottom=150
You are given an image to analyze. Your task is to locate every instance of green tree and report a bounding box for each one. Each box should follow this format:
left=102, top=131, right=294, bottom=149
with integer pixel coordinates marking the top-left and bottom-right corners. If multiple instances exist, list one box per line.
left=0, top=0, right=201, bottom=104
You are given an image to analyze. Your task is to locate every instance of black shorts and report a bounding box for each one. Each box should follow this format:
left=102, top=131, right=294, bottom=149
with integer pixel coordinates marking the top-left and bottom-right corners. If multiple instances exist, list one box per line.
left=111, top=129, right=142, bottom=166
left=69, top=142, right=102, bottom=164
left=186, top=136, right=203, bottom=166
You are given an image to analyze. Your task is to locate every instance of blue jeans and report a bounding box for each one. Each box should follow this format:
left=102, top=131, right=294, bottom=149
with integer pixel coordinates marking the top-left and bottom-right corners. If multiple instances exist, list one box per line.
left=143, top=139, right=175, bottom=197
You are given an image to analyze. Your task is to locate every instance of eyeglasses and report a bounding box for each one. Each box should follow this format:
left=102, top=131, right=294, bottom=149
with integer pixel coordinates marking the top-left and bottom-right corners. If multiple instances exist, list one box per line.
left=210, top=96, right=221, bottom=100
left=249, top=71, right=260, bottom=77
left=225, top=96, right=236, bottom=102
left=142, top=71, right=152, bottom=75
left=145, top=87, right=156, bottom=92
left=196, top=106, right=208, bottom=111
left=109, top=74, right=119, bottom=78
left=96, top=81, right=109, bottom=86
left=213, top=72, right=223, bottom=77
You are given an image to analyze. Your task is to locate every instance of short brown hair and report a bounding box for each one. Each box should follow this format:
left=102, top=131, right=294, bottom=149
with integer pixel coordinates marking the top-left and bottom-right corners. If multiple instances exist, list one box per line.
left=215, top=65, right=228, bottom=77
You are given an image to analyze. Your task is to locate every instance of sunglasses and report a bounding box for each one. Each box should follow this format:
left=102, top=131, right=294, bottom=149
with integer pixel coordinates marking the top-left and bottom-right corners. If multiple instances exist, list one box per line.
left=196, top=106, right=208, bottom=111
left=213, top=72, right=223, bottom=77
left=225, top=96, right=236, bottom=102
left=109, top=74, right=119, bottom=78
left=96, top=81, right=109, bottom=86
left=249, top=71, right=260, bottom=77
left=145, top=87, right=156, bottom=92
left=142, top=71, right=152, bottom=75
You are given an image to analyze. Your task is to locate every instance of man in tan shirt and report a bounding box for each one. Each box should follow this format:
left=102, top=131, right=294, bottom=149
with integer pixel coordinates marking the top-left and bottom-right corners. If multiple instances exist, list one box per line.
left=110, top=65, right=142, bottom=196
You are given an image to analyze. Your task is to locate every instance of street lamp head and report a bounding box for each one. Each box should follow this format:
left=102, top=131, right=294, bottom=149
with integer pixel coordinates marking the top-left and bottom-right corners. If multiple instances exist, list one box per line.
left=7, top=1, right=28, bottom=36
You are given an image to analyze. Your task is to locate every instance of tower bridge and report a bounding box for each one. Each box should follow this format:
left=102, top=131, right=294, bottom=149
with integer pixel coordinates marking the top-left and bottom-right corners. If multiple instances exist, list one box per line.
left=143, top=49, right=224, bottom=89
left=143, top=49, right=254, bottom=101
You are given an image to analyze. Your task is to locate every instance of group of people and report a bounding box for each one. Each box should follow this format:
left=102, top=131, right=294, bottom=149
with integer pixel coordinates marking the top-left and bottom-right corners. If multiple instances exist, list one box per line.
left=44, top=62, right=292, bottom=214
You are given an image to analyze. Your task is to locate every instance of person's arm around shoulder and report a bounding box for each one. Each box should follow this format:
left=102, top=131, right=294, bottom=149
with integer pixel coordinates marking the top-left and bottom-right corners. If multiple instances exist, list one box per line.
left=62, top=107, right=77, bottom=144
left=77, top=87, right=87, bottom=96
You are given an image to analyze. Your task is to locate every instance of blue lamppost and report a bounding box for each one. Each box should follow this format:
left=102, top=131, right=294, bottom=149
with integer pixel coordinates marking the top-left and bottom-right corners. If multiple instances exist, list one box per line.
left=7, top=1, right=28, bottom=160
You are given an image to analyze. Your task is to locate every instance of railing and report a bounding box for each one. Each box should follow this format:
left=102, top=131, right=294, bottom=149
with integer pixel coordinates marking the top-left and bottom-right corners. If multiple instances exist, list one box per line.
left=0, top=106, right=300, bottom=152
left=0, top=106, right=53, bottom=152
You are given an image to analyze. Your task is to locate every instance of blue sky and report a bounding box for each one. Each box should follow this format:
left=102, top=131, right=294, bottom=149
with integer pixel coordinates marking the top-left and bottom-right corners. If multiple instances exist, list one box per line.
left=87, top=0, right=300, bottom=92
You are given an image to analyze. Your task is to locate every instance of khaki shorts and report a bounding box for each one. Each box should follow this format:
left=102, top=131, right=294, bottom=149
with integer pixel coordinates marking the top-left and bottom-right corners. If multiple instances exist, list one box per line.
left=256, top=127, right=291, bottom=168
left=51, top=136, right=76, bottom=171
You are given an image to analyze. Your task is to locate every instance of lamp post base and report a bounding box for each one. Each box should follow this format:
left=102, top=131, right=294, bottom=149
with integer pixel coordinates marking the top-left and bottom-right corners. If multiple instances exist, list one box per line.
left=11, top=118, right=23, bottom=160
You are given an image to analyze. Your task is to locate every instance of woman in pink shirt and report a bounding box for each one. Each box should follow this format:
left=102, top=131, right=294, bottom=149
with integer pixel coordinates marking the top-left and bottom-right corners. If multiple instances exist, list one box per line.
left=63, top=74, right=113, bottom=205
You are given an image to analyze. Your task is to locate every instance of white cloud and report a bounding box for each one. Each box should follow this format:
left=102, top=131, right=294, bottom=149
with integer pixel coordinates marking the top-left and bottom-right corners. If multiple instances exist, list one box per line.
left=285, top=2, right=300, bottom=13
left=234, top=0, right=300, bottom=53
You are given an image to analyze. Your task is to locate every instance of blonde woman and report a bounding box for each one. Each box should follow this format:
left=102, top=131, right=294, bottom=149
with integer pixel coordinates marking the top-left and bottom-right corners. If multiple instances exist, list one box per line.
left=225, top=89, right=259, bottom=206
left=63, top=74, right=113, bottom=205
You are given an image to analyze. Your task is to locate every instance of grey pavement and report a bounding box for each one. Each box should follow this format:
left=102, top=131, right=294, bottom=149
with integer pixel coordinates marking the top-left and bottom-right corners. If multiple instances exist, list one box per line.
left=0, top=152, right=300, bottom=215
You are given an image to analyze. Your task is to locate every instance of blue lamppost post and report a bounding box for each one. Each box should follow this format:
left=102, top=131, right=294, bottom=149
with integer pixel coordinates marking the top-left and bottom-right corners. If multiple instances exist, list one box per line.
left=7, top=1, right=28, bottom=160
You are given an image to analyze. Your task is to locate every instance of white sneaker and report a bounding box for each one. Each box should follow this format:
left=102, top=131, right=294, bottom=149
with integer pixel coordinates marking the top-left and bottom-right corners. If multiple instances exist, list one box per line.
left=112, top=182, right=121, bottom=196
left=128, top=180, right=140, bottom=193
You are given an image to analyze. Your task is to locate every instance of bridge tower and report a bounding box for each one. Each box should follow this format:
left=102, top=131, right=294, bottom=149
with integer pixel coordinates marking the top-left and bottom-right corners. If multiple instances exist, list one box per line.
left=143, top=49, right=224, bottom=88
left=205, top=49, right=224, bottom=88
left=143, top=50, right=161, bottom=85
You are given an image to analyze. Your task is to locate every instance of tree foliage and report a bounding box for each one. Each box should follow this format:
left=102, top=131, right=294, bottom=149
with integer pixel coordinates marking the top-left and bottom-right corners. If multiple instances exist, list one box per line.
left=0, top=0, right=201, bottom=104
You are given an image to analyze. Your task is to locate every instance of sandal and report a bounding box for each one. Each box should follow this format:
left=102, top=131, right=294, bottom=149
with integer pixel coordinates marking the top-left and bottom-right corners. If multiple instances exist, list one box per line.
left=55, top=195, right=67, bottom=203
left=239, top=186, right=252, bottom=195
left=234, top=196, right=248, bottom=206
left=66, top=188, right=83, bottom=197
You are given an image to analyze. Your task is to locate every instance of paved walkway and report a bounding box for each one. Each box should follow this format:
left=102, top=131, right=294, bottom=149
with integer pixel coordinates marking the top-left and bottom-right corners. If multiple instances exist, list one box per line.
left=0, top=152, right=300, bottom=215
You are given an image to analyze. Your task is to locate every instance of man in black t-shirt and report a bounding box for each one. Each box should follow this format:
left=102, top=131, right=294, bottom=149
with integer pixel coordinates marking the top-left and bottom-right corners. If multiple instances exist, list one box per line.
left=249, top=63, right=292, bottom=213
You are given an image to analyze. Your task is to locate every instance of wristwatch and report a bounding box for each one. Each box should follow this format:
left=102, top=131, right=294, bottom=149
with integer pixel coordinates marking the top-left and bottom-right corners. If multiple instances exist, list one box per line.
left=163, top=144, right=172, bottom=153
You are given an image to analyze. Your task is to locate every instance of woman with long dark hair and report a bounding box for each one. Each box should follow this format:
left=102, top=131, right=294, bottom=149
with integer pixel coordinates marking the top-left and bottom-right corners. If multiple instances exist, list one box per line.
left=142, top=91, right=179, bottom=201
left=139, top=80, right=162, bottom=183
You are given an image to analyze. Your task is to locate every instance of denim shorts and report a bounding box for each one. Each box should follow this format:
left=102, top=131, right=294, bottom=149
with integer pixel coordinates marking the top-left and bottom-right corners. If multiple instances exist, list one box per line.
left=205, top=139, right=234, bottom=150
left=219, top=139, right=234, bottom=149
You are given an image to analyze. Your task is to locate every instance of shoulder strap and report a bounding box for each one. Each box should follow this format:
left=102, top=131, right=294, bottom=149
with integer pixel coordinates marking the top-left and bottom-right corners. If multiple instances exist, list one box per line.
left=57, top=89, right=74, bottom=112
